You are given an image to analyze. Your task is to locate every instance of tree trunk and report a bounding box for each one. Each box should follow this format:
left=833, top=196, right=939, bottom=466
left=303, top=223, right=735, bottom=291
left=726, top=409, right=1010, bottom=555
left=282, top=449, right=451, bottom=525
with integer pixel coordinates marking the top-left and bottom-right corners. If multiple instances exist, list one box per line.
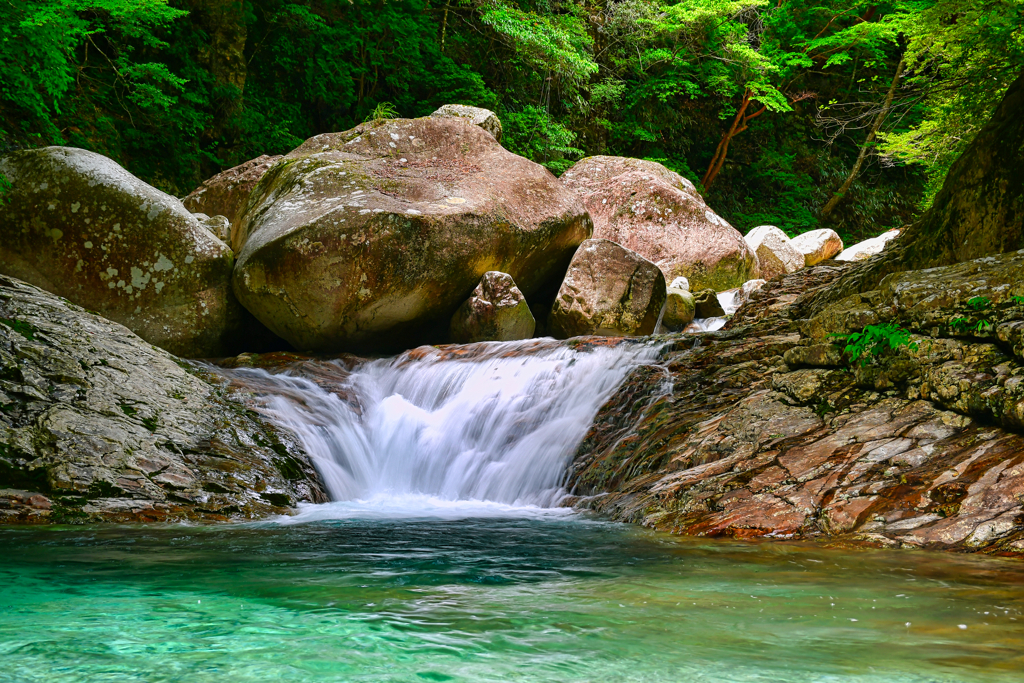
left=702, top=89, right=766, bottom=190
left=795, top=69, right=1024, bottom=317
left=821, top=58, right=905, bottom=217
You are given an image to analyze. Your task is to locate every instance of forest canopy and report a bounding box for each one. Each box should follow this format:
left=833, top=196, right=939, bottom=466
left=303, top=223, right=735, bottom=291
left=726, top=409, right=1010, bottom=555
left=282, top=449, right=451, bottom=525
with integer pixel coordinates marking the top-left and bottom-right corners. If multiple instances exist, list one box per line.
left=2, top=0, right=1022, bottom=243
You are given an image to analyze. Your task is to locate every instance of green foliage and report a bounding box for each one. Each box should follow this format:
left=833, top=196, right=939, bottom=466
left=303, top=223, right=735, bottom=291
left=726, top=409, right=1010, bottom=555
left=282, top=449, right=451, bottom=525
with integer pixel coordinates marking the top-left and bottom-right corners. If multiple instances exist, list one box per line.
left=840, top=323, right=918, bottom=367
left=502, top=105, right=583, bottom=174
left=364, top=102, right=401, bottom=123
left=967, top=296, right=992, bottom=311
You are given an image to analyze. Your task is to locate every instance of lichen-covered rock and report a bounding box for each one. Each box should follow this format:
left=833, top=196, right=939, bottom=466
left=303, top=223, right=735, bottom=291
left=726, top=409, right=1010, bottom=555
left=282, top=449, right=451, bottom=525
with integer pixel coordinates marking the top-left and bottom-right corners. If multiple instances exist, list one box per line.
left=745, top=225, right=803, bottom=280
left=836, top=229, right=900, bottom=261
left=233, top=117, right=591, bottom=352
left=183, top=154, right=282, bottom=246
left=791, top=228, right=844, bottom=266
left=0, top=146, right=244, bottom=358
left=450, top=271, right=535, bottom=343
left=663, top=288, right=696, bottom=330
left=430, top=104, right=503, bottom=142
left=549, top=239, right=666, bottom=338
left=561, top=157, right=759, bottom=291
left=0, top=275, right=325, bottom=524
left=693, top=289, right=726, bottom=319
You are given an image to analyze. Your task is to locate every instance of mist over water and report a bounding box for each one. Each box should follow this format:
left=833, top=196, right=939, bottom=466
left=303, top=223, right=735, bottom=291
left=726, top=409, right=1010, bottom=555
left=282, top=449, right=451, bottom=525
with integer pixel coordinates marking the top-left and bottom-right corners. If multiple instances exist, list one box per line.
left=229, top=339, right=661, bottom=512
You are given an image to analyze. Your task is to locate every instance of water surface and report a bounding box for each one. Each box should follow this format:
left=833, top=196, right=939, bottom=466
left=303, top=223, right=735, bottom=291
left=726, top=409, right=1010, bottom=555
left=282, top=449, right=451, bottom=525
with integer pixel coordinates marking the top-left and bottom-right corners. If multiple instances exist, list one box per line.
left=2, top=512, right=1022, bottom=682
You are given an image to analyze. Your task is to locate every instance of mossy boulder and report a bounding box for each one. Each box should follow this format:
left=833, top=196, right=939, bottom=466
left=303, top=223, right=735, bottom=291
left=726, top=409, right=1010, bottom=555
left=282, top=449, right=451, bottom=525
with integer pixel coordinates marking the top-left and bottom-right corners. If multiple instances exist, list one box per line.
left=549, top=239, right=666, bottom=338
left=0, top=146, right=244, bottom=357
left=233, top=117, right=591, bottom=352
left=561, top=156, right=759, bottom=291
left=663, top=287, right=696, bottom=329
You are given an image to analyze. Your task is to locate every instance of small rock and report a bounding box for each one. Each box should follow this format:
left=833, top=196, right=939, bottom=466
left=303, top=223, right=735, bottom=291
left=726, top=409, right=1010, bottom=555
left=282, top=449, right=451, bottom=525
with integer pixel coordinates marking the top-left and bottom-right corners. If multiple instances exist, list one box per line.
left=738, top=279, right=766, bottom=304
left=693, top=289, right=726, bottom=319
left=549, top=239, right=666, bottom=338
left=450, top=271, right=535, bottom=343
left=183, top=154, right=283, bottom=241
left=745, top=225, right=804, bottom=280
left=670, top=276, right=690, bottom=291
left=791, top=228, right=844, bottom=266
left=430, top=104, right=503, bottom=142
left=663, top=288, right=696, bottom=329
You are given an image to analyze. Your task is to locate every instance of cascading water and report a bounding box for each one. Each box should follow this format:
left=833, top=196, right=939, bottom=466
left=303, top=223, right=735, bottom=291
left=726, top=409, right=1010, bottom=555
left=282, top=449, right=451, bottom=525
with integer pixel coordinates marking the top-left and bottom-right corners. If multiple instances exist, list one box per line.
left=225, top=339, right=659, bottom=514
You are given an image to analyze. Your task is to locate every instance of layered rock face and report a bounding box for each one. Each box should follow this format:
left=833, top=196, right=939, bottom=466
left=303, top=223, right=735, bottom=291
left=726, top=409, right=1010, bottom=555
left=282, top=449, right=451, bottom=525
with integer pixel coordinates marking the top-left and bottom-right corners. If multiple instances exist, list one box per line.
left=0, top=275, right=325, bottom=524
left=561, top=157, right=759, bottom=291
left=569, top=253, right=1024, bottom=557
left=549, top=239, right=666, bottom=338
left=745, top=225, right=803, bottom=280
left=450, top=271, right=535, bottom=343
left=183, top=154, right=282, bottom=240
left=233, top=117, right=591, bottom=352
left=0, top=147, right=244, bottom=357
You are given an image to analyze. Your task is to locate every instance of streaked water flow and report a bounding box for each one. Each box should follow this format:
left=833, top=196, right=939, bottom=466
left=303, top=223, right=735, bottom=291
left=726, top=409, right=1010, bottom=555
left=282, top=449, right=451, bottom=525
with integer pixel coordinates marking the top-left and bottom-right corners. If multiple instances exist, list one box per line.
left=227, top=339, right=660, bottom=508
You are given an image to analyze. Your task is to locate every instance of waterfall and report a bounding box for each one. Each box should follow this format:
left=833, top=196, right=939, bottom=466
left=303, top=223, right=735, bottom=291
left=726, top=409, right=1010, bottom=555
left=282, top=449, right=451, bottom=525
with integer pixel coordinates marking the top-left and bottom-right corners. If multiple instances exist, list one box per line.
left=224, top=339, right=659, bottom=512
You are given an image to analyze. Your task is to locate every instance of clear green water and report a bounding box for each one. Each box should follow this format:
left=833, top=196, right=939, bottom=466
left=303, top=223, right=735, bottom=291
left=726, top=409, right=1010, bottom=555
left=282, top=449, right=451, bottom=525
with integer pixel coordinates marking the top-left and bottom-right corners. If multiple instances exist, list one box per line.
left=2, top=512, right=1023, bottom=683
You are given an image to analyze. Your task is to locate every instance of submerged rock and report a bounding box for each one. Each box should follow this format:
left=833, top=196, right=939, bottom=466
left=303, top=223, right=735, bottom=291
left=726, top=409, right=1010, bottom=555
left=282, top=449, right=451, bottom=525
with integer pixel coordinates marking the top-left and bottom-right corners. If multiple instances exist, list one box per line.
left=233, top=117, right=590, bottom=352
left=430, top=104, right=503, bottom=142
left=0, top=146, right=244, bottom=357
left=549, top=239, right=666, bottom=338
left=561, top=156, right=759, bottom=291
left=790, top=228, right=843, bottom=266
left=0, top=275, right=325, bottom=524
left=450, top=271, right=535, bottom=343
left=744, top=225, right=803, bottom=280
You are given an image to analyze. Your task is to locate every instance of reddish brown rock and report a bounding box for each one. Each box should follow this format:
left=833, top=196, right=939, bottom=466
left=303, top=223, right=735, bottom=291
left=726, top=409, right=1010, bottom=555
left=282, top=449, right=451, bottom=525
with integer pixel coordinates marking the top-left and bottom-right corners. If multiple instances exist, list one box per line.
left=450, top=271, right=535, bottom=343
left=183, top=154, right=283, bottom=248
left=561, top=156, right=759, bottom=291
left=548, top=239, right=666, bottom=338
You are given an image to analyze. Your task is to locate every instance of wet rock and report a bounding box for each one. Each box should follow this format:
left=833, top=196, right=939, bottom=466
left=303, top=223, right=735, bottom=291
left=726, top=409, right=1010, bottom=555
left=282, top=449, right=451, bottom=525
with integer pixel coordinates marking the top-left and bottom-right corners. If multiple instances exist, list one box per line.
left=744, top=225, right=803, bottom=280
left=790, top=228, right=843, bottom=266
left=450, top=271, right=535, bottom=343
left=183, top=155, right=282, bottom=242
left=737, top=279, right=766, bottom=305
left=430, top=104, right=502, bottom=142
left=0, top=146, right=244, bottom=357
left=549, top=239, right=666, bottom=338
left=233, top=117, right=590, bottom=352
left=561, top=156, right=759, bottom=291
left=663, top=287, right=696, bottom=330
left=693, top=289, right=725, bottom=319
left=836, top=229, right=900, bottom=261
left=0, top=274, right=325, bottom=524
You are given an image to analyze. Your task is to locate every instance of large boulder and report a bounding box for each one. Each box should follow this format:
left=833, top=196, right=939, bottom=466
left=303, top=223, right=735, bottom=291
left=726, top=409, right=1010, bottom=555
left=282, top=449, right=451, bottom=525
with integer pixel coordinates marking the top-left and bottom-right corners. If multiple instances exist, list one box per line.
left=561, top=156, right=759, bottom=291
left=450, top=271, right=535, bottom=343
left=0, top=274, right=325, bottom=524
left=791, top=228, right=843, bottom=266
left=182, top=154, right=282, bottom=248
left=430, top=104, right=503, bottom=142
left=233, top=117, right=591, bottom=352
left=744, top=225, right=803, bottom=280
left=0, top=146, right=244, bottom=357
left=548, top=239, right=666, bottom=338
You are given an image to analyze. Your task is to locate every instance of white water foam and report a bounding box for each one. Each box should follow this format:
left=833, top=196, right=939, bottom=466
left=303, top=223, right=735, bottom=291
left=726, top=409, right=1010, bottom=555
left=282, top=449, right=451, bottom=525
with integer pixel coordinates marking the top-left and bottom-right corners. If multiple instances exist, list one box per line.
left=232, top=339, right=659, bottom=513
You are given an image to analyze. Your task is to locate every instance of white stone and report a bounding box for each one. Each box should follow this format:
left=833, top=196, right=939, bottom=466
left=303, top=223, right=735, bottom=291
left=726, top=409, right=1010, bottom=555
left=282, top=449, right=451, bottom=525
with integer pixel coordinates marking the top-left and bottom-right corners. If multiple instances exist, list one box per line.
left=790, top=228, right=844, bottom=266
left=744, top=225, right=803, bottom=280
left=836, top=229, right=901, bottom=261
left=669, top=276, right=689, bottom=291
